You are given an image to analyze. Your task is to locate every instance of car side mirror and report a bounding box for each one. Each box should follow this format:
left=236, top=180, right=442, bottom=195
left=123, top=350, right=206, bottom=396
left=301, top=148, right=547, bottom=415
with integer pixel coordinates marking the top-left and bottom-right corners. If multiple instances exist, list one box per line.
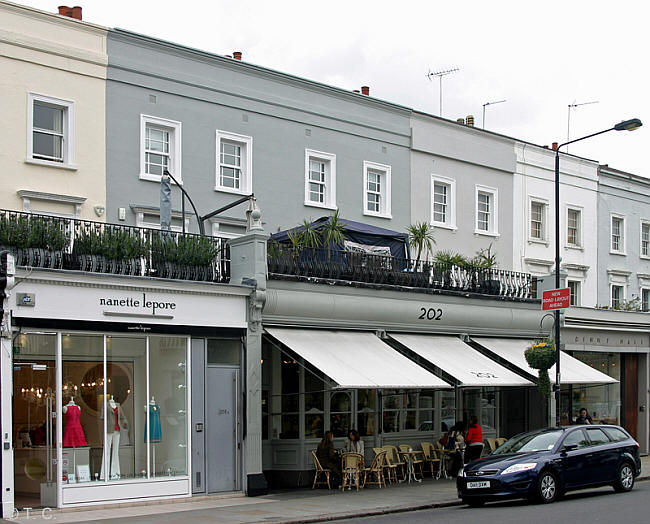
left=562, top=443, right=578, bottom=453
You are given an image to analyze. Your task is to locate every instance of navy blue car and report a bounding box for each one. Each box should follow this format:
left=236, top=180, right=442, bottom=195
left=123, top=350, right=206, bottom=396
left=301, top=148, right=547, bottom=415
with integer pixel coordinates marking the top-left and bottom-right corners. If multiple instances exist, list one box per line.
left=457, top=425, right=641, bottom=506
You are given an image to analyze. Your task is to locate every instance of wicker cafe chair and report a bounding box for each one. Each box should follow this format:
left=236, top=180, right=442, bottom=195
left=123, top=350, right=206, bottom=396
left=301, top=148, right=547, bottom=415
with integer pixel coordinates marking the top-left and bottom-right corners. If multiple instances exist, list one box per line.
left=486, top=438, right=498, bottom=452
left=496, top=437, right=508, bottom=447
left=420, top=441, right=441, bottom=477
left=311, top=450, right=331, bottom=489
left=341, top=453, right=364, bottom=491
left=363, top=450, right=387, bottom=488
left=381, top=445, right=404, bottom=482
left=387, top=445, right=407, bottom=480
left=398, top=444, right=424, bottom=479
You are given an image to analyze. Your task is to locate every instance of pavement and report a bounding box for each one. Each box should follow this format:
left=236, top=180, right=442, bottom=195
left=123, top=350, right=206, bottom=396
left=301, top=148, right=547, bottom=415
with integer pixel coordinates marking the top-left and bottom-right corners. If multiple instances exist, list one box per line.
left=7, top=455, right=649, bottom=523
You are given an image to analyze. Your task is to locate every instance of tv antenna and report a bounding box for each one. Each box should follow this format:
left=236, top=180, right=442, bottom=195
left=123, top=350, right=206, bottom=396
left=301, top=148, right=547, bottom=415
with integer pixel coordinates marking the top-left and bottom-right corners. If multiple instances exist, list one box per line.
left=427, top=67, right=459, bottom=117
left=567, top=100, right=599, bottom=151
left=482, top=99, right=506, bottom=129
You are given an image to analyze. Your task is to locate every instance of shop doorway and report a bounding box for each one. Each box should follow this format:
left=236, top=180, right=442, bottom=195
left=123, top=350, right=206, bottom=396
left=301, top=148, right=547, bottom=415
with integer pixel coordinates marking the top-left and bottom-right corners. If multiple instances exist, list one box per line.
left=206, top=367, right=239, bottom=492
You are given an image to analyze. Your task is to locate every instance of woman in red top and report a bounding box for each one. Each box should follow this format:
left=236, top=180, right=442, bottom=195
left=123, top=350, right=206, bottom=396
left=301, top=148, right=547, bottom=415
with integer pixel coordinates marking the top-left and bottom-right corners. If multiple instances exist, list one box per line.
left=464, top=415, right=483, bottom=463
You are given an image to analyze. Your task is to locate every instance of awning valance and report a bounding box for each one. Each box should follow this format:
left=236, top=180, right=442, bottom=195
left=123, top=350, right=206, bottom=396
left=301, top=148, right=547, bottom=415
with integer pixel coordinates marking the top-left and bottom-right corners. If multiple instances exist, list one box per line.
left=472, top=338, right=618, bottom=385
left=265, top=328, right=451, bottom=389
left=389, top=334, right=533, bottom=387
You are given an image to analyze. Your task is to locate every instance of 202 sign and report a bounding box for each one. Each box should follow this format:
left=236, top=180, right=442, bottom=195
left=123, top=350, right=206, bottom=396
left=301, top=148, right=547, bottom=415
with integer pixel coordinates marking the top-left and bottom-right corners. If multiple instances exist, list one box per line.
left=418, top=307, right=443, bottom=320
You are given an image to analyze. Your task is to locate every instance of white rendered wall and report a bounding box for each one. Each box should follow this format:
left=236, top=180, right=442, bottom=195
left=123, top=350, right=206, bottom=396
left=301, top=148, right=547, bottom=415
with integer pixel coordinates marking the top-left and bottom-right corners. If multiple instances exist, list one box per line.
left=0, top=2, right=107, bottom=220
left=514, top=143, right=599, bottom=307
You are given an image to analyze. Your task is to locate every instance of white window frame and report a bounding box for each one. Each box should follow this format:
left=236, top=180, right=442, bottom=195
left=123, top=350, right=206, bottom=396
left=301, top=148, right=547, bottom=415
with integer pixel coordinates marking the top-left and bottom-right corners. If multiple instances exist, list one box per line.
left=474, top=185, right=499, bottom=236
left=430, top=175, right=456, bottom=229
left=610, top=214, right=626, bottom=255
left=27, top=93, right=76, bottom=169
left=363, top=161, right=392, bottom=219
left=215, top=130, right=253, bottom=195
left=640, top=220, right=650, bottom=259
left=610, top=284, right=625, bottom=309
left=566, top=205, right=583, bottom=248
left=304, top=149, right=336, bottom=210
left=140, top=115, right=182, bottom=183
left=528, top=197, right=548, bottom=242
left=133, top=206, right=189, bottom=232
left=642, top=288, right=650, bottom=312
left=567, top=280, right=581, bottom=307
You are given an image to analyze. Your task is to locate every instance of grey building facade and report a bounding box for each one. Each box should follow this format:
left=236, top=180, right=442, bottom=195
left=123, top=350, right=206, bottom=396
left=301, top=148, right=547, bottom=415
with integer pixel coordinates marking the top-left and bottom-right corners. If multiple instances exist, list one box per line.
left=597, top=165, right=650, bottom=310
left=105, top=30, right=412, bottom=237
left=410, top=112, right=516, bottom=268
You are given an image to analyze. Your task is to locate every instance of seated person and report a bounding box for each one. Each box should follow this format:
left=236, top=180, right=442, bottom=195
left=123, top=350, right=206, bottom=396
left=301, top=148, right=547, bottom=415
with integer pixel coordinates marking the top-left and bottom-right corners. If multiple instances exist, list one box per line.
left=316, top=431, right=342, bottom=482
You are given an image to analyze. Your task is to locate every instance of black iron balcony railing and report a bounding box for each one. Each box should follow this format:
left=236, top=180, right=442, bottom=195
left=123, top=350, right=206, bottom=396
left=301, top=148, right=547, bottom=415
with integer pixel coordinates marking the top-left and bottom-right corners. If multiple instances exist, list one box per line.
left=0, top=209, right=230, bottom=283
left=268, top=245, right=534, bottom=299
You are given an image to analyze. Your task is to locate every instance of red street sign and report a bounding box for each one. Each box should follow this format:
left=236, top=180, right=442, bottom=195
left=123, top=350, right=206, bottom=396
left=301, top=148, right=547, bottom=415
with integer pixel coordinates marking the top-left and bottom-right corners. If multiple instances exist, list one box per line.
left=542, top=288, right=571, bottom=311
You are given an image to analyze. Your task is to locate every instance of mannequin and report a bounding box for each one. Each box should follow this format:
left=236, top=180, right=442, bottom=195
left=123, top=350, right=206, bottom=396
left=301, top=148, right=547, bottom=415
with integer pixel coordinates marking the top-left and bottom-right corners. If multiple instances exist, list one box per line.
left=62, top=396, right=87, bottom=447
left=144, top=396, right=162, bottom=476
left=100, top=395, right=126, bottom=479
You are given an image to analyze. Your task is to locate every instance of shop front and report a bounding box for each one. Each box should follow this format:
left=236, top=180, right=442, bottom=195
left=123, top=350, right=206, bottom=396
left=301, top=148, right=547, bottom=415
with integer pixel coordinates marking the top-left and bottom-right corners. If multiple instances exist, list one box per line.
left=2, top=270, right=249, bottom=512
left=260, top=279, right=552, bottom=487
left=563, top=308, right=650, bottom=453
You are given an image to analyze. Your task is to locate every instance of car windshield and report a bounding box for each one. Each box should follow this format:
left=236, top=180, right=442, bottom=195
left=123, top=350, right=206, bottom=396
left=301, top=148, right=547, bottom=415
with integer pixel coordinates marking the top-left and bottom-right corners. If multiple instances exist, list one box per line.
left=493, top=430, right=563, bottom=454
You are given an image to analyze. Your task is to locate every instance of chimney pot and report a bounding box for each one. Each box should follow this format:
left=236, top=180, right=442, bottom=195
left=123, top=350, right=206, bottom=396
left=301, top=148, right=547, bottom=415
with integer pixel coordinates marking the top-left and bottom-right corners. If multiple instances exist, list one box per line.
left=58, top=6, right=82, bottom=20
left=466, top=115, right=475, bottom=127
left=456, top=118, right=465, bottom=125
left=233, top=51, right=242, bottom=60
left=552, top=142, right=559, bottom=150
left=361, top=86, right=370, bottom=96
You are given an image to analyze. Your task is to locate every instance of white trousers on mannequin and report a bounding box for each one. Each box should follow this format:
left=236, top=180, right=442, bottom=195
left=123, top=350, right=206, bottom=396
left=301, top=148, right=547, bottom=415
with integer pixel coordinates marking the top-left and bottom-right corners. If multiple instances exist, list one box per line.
left=100, top=431, right=120, bottom=479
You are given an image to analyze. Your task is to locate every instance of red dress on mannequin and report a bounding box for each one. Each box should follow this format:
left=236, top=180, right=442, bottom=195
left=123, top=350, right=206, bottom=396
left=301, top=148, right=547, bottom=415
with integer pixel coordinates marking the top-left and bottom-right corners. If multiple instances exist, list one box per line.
left=63, top=405, right=87, bottom=447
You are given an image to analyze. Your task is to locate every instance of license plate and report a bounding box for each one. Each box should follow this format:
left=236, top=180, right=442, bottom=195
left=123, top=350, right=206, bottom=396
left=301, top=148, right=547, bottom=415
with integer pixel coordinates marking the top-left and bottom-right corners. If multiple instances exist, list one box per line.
left=467, top=481, right=490, bottom=489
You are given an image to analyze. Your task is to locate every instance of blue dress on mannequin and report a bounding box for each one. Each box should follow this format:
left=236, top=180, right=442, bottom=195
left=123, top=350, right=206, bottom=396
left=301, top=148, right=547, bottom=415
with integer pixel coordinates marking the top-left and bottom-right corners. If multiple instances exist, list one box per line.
left=145, top=401, right=162, bottom=443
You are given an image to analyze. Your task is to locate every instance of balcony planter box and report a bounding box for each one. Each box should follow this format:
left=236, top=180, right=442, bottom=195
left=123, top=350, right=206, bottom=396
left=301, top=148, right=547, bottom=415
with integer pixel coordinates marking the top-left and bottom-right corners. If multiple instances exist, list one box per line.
left=0, top=213, right=69, bottom=269
left=73, top=227, right=148, bottom=276
left=150, top=234, right=220, bottom=282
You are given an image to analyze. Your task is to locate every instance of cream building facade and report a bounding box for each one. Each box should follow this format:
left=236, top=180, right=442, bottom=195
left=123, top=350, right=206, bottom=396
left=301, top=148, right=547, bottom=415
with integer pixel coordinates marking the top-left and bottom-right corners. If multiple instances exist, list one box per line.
left=0, top=1, right=107, bottom=220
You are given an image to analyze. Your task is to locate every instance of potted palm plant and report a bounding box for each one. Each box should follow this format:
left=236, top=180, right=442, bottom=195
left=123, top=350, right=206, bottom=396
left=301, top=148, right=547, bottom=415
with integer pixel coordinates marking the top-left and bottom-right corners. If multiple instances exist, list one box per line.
left=407, top=222, right=436, bottom=271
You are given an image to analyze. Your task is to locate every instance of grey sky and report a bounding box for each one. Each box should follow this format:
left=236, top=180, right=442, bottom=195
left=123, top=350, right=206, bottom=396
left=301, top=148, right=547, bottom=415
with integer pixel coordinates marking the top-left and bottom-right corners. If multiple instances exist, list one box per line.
left=19, top=0, right=649, bottom=176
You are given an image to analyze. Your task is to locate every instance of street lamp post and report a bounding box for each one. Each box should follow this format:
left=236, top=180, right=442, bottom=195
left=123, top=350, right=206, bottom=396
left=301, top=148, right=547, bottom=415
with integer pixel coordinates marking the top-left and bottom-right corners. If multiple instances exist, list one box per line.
left=553, top=118, right=642, bottom=427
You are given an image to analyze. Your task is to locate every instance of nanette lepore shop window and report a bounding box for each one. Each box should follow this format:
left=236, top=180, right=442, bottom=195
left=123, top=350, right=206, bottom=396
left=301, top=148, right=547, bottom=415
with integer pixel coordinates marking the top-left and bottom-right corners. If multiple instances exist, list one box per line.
left=21, top=332, right=188, bottom=492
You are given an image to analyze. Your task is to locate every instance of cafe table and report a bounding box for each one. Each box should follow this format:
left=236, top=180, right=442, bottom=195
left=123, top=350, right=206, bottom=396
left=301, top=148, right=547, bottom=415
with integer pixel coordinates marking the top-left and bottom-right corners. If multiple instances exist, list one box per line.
left=399, top=449, right=423, bottom=483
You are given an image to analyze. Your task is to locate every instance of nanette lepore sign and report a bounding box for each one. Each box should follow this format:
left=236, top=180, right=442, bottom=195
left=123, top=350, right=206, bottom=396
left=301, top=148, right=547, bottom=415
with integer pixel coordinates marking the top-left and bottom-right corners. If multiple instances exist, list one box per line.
left=12, top=282, right=247, bottom=328
left=542, top=288, right=570, bottom=311
left=99, top=293, right=176, bottom=316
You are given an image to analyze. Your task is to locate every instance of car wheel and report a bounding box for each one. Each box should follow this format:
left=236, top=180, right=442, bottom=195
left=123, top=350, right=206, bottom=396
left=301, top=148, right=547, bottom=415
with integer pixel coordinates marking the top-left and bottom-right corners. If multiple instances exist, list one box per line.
left=536, top=470, right=558, bottom=504
left=463, top=497, right=485, bottom=507
left=613, top=462, right=635, bottom=493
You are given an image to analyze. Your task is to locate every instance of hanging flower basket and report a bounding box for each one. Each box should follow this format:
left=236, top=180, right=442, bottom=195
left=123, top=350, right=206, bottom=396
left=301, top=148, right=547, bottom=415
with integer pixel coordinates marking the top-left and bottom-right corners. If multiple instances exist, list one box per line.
left=525, top=340, right=556, bottom=398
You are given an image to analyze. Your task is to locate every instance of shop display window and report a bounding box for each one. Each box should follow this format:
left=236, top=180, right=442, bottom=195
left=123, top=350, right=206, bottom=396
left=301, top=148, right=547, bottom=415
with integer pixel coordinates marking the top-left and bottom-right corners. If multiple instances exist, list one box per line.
left=12, top=331, right=189, bottom=508
left=571, top=353, right=621, bottom=424
left=329, top=391, right=351, bottom=437
left=357, top=389, right=375, bottom=436
left=304, top=368, right=324, bottom=439
left=439, top=390, right=456, bottom=432
left=278, top=358, right=299, bottom=439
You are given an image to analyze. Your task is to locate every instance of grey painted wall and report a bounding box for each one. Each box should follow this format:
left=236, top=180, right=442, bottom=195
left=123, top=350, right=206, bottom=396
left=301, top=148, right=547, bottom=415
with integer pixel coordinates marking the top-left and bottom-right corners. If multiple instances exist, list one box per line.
left=105, top=30, right=412, bottom=236
left=597, top=166, right=650, bottom=308
left=410, top=113, right=516, bottom=268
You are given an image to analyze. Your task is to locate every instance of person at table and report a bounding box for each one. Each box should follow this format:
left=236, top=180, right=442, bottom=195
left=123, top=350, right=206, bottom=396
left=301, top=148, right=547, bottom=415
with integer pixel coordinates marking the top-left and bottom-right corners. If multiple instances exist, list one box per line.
left=317, top=431, right=342, bottom=481
left=447, top=421, right=465, bottom=477
left=574, top=407, right=593, bottom=425
left=464, top=415, right=483, bottom=463
left=343, top=429, right=364, bottom=457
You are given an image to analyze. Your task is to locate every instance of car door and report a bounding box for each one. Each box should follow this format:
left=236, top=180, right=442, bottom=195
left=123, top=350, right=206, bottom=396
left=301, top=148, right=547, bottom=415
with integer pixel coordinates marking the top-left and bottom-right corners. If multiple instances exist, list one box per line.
left=558, top=429, right=590, bottom=489
left=584, top=427, right=617, bottom=483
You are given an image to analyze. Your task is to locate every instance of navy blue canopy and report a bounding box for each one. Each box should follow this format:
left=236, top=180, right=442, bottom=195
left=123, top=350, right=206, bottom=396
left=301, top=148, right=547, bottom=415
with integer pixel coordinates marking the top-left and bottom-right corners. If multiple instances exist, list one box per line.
left=271, top=216, right=410, bottom=259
